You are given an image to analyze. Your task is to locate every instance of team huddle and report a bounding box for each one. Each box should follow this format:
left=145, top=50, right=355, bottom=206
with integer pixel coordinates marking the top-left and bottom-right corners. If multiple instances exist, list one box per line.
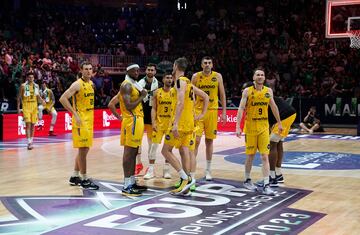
left=17, top=56, right=296, bottom=197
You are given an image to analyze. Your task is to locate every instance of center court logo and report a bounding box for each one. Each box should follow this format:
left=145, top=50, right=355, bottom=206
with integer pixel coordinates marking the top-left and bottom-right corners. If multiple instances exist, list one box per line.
left=103, top=111, right=118, bottom=127
left=0, top=179, right=324, bottom=235
left=222, top=150, right=360, bottom=170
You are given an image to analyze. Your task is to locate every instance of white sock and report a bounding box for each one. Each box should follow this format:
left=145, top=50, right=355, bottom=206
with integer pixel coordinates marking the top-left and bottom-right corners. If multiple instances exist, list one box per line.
left=50, top=126, right=54, bottom=131
left=245, top=172, right=251, bottom=180
left=270, top=171, right=276, bottom=178
left=73, top=171, right=79, bottom=177
left=130, top=175, right=136, bottom=184
left=27, top=138, right=31, bottom=144
left=124, top=177, right=132, bottom=188
left=275, top=167, right=282, bottom=175
left=80, top=173, right=87, bottom=180
left=190, top=172, right=195, bottom=179
left=206, top=160, right=211, bottom=171
left=178, top=169, right=188, bottom=180
left=264, top=177, right=270, bottom=185
left=30, top=137, right=33, bottom=143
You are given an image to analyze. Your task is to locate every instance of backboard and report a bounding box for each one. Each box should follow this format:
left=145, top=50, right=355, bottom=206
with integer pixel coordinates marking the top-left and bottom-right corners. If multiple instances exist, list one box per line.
left=325, top=0, right=360, bottom=38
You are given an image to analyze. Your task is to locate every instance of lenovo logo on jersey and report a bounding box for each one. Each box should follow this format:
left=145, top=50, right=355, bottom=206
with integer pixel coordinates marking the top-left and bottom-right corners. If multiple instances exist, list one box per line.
left=65, top=113, right=72, bottom=131
left=18, top=116, right=26, bottom=135
left=103, top=111, right=117, bottom=127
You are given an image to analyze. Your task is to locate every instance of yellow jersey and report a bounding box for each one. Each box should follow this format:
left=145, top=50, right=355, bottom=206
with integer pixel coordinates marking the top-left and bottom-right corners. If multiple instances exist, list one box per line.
left=42, top=88, right=54, bottom=110
left=245, top=85, right=270, bottom=135
left=72, top=79, right=94, bottom=128
left=119, top=80, right=144, bottom=118
left=22, top=82, right=38, bottom=112
left=172, top=76, right=194, bottom=132
left=156, top=87, right=175, bottom=131
left=194, top=71, right=219, bottom=110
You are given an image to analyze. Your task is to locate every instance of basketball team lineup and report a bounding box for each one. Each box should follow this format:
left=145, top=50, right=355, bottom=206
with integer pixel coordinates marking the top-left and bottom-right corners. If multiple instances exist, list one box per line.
left=1, top=55, right=359, bottom=234
left=1, top=0, right=360, bottom=233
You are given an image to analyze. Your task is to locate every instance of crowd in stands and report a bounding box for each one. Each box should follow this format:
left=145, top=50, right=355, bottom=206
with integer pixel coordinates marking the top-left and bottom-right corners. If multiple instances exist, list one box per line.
left=1, top=0, right=360, bottom=109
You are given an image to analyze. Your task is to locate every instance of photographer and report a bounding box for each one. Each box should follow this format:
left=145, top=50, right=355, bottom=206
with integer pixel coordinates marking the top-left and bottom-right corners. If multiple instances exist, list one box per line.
left=300, top=106, right=322, bottom=134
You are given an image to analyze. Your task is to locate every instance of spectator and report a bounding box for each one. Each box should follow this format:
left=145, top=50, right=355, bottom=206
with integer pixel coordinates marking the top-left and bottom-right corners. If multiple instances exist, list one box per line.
left=299, top=106, right=324, bottom=134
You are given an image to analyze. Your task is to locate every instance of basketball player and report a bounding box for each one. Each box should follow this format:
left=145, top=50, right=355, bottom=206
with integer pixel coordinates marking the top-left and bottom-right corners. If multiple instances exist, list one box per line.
left=59, top=62, right=99, bottom=190
left=108, top=64, right=148, bottom=196
left=17, top=72, right=45, bottom=150
left=192, top=56, right=226, bottom=180
left=268, top=97, right=296, bottom=186
left=235, top=68, right=283, bottom=195
left=136, top=63, right=160, bottom=175
left=161, top=57, right=209, bottom=195
left=144, top=72, right=173, bottom=179
left=38, top=81, right=57, bottom=136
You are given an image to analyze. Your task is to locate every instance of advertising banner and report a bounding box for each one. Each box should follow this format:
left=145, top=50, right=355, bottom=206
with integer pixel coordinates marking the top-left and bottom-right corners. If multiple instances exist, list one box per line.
left=1, top=109, right=239, bottom=141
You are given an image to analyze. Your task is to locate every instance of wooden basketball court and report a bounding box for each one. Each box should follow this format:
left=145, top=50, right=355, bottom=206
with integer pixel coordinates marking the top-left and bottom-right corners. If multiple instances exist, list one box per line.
left=0, top=129, right=359, bottom=234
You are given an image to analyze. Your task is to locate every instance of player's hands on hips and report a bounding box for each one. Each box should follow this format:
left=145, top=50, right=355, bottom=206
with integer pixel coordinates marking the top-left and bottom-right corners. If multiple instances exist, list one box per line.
left=74, top=113, right=82, bottom=126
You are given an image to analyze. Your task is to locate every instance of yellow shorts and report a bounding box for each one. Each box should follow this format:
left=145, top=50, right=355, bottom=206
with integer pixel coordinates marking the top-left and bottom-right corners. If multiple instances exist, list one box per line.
left=271, top=113, right=296, bottom=139
left=45, top=106, right=56, bottom=113
left=73, top=126, right=93, bottom=148
left=152, top=129, right=166, bottom=144
left=164, top=131, right=195, bottom=150
left=23, top=109, right=38, bottom=124
left=195, top=109, right=218, bottom=139
left=121, top=116, right=144, bottom=148
left=245, top=130, right=270, bottom=155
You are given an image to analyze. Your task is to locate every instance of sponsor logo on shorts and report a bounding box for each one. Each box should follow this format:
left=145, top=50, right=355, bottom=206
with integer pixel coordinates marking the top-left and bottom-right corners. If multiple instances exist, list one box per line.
left=214, top=130, right=217, bottom=135
left=165, top=134, right=171, bottom=140
left=190, top=140, right=194, bottom=145
left=267, top=144, right=270, bottom=149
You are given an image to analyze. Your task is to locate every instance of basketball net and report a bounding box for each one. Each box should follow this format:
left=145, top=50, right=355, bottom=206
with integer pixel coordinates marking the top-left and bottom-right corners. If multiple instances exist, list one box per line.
left=348, top=30, right=360, bottom=49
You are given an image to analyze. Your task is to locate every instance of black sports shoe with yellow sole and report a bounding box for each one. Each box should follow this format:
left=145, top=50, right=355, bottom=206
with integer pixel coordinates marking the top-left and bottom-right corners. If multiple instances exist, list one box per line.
left=133, top=184, right=148, bottom=192
left=122, top=185, right=142, bottom=196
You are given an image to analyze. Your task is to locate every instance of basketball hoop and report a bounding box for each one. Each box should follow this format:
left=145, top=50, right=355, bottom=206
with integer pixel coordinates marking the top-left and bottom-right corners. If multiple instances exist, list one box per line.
left=348, top=30, right=360, bottom=49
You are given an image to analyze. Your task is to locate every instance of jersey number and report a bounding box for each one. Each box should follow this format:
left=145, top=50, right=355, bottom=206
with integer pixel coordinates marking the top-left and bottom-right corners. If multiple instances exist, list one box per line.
left=164, top=107, right=168, bottom=112
left=258, top=108, right=262, bottom=115
left=189, top=87, right=194, bottom=100
left=205, top=90, right=210, bottom=96
left=90, top=99, right=94, bottom=105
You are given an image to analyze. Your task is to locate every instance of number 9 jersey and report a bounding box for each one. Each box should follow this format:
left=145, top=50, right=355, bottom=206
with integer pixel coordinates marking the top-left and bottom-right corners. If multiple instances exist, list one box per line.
left=245, top=85, right=270, bottom=135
